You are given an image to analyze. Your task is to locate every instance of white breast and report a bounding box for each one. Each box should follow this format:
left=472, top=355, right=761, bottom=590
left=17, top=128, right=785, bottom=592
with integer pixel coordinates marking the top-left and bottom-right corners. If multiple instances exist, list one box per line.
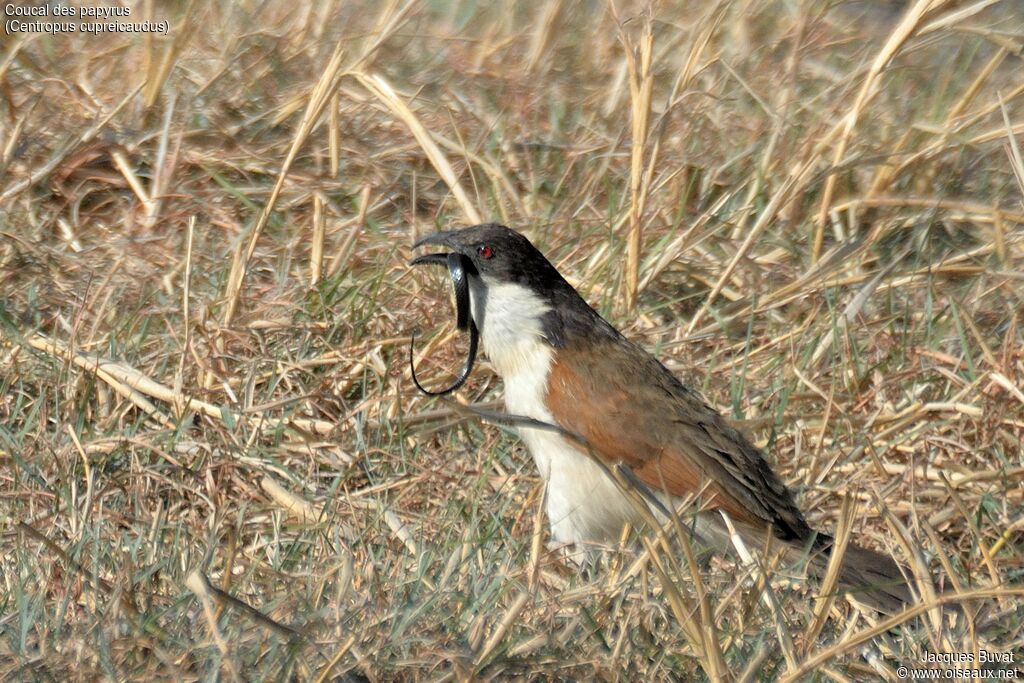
left=470, top=279, right=644, bottom=545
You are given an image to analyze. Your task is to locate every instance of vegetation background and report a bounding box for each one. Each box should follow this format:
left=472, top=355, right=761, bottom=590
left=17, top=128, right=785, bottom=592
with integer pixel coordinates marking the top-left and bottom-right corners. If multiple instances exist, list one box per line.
left=1, top=0, right=1022, bottom=680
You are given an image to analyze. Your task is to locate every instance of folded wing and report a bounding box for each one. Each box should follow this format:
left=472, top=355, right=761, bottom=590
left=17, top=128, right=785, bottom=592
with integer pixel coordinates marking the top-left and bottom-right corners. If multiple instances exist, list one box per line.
left=545, top=339, right=813, bottom=543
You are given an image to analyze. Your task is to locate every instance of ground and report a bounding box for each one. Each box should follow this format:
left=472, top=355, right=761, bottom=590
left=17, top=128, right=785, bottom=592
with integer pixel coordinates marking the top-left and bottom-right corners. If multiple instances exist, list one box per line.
left=1, top=1, right=1023, bottom=680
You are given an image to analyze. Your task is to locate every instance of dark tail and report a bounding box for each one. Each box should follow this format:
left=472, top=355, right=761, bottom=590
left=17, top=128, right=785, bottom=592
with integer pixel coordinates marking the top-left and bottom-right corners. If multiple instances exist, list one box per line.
left=706, top=516, right=927, bottom=613
left=808, top=535, right=915, bottom=613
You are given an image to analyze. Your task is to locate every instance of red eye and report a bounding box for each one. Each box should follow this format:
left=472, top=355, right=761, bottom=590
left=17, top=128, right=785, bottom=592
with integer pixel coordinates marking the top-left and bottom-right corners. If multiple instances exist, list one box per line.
left=477, top=244, right=494, bottom=259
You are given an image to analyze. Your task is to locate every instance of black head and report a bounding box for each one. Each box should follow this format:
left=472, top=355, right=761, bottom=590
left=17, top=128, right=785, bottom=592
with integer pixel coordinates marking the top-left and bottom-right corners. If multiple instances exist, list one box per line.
left=411, top=223, right=565, bottom=290
left=411, top=224, right=621, bottom=347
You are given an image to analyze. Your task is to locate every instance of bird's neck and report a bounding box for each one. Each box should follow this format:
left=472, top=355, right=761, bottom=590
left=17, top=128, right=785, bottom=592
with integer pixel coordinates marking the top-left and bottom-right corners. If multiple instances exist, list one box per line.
left=470, top=279, right=555, bottom=380
left=469, top=276, right=620, bottom=381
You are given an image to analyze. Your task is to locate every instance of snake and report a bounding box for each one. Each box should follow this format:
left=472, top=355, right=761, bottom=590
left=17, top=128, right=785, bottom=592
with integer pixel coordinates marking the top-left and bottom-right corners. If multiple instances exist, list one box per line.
left=409, top=252, right=479, bottom=396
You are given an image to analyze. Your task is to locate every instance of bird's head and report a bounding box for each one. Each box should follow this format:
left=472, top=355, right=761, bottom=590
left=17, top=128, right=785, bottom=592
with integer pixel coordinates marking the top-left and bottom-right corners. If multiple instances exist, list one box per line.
left=411, top=224, right=618, bottom=366
left=411, top=223, right=560, bottom=290
left=411, top=224, right=573, bottom=336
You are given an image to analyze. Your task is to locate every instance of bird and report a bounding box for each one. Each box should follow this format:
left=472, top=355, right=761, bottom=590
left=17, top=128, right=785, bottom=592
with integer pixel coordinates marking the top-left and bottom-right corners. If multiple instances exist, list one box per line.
left=411, top=223, right=917, bottom=613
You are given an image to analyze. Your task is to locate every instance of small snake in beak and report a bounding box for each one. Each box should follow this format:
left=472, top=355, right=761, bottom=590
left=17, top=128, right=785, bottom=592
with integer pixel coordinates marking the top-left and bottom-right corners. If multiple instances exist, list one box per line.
left=409, top=251, right=479, bottom=396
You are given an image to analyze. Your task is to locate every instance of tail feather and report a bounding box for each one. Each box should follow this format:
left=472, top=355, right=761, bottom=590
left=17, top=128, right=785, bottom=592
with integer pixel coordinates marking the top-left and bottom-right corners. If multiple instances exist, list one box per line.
left=807, top=535, right=915, bottom=613
left=690, top=513, right=924, bottom=613
left=721, top=518, right=919, bottom=613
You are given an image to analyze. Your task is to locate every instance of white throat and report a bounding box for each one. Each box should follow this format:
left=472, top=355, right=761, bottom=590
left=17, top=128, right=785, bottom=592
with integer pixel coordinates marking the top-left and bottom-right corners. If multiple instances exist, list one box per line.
left=469, top=278, right=553, bottom=383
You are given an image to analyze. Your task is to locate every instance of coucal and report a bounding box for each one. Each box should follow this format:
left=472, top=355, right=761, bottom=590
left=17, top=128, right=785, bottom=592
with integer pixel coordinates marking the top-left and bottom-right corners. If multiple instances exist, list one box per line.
left=412, top=223, right=916, bottom=612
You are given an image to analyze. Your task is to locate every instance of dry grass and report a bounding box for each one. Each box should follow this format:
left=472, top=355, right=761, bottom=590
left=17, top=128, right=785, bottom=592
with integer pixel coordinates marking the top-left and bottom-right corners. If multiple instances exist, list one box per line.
left=2, top=1, right=1024, bottom=680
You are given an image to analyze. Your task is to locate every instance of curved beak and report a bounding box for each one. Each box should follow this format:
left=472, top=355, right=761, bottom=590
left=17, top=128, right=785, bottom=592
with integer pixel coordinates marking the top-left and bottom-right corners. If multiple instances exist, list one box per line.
left=412, top=230, right=460, bottom=250
left=410, top=252, right=449, bottom=267
left=411, top=230, right=462, bottom=267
